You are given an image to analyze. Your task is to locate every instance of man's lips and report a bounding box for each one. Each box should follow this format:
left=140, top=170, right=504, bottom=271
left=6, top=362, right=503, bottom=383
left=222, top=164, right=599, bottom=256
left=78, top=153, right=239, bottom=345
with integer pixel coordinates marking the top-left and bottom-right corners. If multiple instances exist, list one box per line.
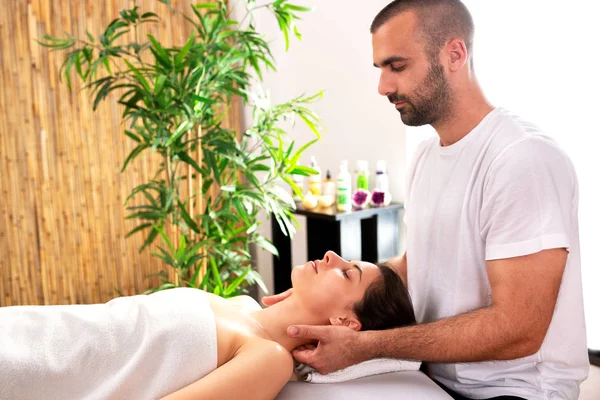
left=395, top=101, right=407, bottom=109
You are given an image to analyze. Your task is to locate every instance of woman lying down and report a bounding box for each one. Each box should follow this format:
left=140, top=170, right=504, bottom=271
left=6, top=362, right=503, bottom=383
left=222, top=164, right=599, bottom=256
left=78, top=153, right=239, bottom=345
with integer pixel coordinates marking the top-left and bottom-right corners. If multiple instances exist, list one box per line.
left=0, top=251, right=416, bottom=400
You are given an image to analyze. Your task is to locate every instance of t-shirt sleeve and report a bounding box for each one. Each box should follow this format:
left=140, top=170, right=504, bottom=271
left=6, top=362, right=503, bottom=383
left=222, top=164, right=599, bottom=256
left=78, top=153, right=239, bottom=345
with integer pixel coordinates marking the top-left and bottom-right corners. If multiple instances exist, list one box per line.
left=480, top=138, right=576, bottom=260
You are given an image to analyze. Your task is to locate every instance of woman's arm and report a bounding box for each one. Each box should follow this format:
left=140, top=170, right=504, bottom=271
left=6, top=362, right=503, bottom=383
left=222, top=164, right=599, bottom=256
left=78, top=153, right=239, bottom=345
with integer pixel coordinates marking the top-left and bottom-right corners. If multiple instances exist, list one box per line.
left=161, top=339, right=293, bottom=400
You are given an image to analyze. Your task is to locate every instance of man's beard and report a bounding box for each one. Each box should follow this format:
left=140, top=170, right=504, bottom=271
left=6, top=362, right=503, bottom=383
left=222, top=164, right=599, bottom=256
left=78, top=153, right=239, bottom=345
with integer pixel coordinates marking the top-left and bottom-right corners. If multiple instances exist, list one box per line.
left=388, top=60, right=453, bottom=127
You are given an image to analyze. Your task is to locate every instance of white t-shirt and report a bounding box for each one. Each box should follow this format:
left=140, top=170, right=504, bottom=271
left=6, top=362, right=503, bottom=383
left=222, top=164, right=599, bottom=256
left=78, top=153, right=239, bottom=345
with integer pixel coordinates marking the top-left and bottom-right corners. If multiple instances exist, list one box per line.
left=404, top=108, right=589, bottom=400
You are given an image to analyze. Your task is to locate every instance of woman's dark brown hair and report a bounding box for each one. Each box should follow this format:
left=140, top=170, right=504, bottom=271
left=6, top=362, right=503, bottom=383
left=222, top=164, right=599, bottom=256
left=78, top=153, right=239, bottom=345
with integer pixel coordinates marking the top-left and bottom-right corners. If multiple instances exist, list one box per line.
left=353, top=263, right=417, bottom=331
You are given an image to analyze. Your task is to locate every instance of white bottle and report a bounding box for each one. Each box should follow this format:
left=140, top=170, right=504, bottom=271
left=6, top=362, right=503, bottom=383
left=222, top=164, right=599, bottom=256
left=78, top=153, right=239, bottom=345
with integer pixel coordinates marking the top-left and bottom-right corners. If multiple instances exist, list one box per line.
left=375, top=160, right=389, bottom=192
left=308, top=156, right=322, bottom=196
left=336, top=160, right=352, bottom=212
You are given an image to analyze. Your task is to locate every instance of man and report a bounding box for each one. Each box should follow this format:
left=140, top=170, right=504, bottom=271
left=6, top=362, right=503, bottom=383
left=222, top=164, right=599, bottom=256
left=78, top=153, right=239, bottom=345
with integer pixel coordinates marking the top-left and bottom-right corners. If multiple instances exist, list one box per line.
left=263, top=1, right=590, bottom=399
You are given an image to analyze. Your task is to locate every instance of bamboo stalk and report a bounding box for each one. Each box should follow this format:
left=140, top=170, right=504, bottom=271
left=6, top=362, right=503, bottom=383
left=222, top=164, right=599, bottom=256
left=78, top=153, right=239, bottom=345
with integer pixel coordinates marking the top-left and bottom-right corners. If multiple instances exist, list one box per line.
left=197, top=125, right=208, bottom=283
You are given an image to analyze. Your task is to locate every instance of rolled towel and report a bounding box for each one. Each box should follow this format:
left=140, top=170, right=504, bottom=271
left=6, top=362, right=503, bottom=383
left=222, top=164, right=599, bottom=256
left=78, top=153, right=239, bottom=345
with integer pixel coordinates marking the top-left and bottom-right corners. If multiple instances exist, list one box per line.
left=295, top=358, right=422, bottom=383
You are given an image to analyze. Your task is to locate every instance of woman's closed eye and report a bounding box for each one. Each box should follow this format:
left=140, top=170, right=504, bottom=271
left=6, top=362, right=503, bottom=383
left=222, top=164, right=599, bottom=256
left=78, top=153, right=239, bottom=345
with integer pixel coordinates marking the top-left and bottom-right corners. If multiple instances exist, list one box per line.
left=342, top=269, right=350, bottom=280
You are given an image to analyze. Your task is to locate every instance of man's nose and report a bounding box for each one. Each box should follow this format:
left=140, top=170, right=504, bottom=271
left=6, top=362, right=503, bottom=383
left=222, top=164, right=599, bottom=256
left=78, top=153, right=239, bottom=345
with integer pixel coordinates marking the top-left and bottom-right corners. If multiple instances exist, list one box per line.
left=378, top=72, right=396, bottom=97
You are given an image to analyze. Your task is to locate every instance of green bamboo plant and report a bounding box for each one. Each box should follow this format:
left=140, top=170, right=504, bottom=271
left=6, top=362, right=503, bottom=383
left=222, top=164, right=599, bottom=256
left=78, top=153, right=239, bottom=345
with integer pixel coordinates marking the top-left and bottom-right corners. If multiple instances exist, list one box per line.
left=39, top=0, right=322, bottom=297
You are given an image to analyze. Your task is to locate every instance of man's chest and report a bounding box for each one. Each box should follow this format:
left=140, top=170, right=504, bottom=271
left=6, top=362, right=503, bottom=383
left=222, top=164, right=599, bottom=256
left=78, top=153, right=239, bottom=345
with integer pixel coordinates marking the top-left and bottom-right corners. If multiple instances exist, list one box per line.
left=407, top=154, right=485, bottom=235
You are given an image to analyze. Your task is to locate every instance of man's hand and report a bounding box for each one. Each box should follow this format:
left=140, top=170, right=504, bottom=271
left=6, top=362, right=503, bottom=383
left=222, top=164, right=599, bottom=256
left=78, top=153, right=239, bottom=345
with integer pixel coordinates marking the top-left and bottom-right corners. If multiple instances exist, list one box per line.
left=261, top=288, right=294, bottom=307
left=287, top=325, right=369, bottom=374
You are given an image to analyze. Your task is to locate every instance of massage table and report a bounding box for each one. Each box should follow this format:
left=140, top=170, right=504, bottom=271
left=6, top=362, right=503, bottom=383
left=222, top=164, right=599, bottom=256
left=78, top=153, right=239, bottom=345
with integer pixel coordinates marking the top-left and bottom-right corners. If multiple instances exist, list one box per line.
left=276, top=371, right=453, bottom=399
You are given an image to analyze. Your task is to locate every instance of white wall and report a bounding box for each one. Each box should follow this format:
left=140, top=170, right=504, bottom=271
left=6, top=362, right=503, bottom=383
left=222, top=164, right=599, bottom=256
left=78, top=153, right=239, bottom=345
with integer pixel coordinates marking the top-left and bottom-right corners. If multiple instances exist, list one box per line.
left=234, top=0, right=407, bottom=297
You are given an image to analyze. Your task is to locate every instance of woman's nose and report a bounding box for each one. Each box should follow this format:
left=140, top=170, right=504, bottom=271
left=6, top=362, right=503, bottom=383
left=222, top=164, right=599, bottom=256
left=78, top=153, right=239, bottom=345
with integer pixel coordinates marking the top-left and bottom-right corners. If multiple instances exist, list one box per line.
left=324, top=251, right=344, bottom=267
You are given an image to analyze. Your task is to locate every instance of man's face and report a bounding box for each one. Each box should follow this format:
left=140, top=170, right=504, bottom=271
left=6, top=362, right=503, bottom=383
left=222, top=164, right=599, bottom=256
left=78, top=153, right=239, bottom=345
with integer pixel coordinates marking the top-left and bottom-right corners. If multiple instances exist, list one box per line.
left=372, top=11, right=453, bottom=127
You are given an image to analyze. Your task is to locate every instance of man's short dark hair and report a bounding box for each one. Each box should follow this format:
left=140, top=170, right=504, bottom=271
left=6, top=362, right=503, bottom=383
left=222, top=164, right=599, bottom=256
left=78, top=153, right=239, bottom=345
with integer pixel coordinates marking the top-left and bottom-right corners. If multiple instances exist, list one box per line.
left=354, top=263, right=416, bottom=331
left=371, top=0, right=474, bottom=63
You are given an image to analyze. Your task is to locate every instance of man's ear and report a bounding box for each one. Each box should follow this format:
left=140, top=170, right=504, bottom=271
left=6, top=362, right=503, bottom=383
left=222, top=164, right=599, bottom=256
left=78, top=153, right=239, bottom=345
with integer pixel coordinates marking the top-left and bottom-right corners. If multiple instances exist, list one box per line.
left=444, top=38, right=468, bottom=72
left=329, top=316, right=362, bottom=331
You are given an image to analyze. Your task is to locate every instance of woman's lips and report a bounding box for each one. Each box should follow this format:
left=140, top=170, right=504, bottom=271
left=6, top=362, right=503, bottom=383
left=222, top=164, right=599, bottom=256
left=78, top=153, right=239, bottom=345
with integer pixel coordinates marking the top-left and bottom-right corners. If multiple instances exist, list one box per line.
left=311, top=261, right=318, bottom=273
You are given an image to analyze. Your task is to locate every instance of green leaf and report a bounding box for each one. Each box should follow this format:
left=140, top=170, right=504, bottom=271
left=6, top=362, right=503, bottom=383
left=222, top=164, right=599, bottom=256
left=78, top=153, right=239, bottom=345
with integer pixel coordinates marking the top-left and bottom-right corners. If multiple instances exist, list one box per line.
left=246, top=223, right=258, bottom=235
left=92, top=78, right=114, bottom=110
left=223, top=266, right=252, bottom=296
left=293, top=24, right=302, bottom=40
left=255, top=236, right=279, bottom=257
left=283, top=175, right=302, bottom=199
left=139, top=227, right=159, bottom=253
left=252, top=164, right=270, bottom=172
left=288, top=165, right=316, bottom=176
left=176, top=151, right=202, bottom=174
left=176, top=235, right=187, bottom=263
left=247, top=269, right=268, bottom=294
left=126, top=210, right=163, bottom=220
left=284, top=4, right=312, bottom=12
left=178, top=200, right=200, bottom=234
left=194, top=3, right=217, bottom=9
left=155, top=224, right=175, bottom=254
left=154, top=74, right=167, bottom=95
left=124, top=130, right=141, bottom=143
left=184, top=241, right=207, bottom=264
left=147, top=34, right=171, bottom=65
left=121, top=144, right=148, bottom=172
left=157, top=282, right=176, bottom=291
left=165, top=120, right=193, bottom=147
left=125, top=223, right=152, bottom=238
left=175, top=33, right=194, bottom=66
left=123, top=59, right=150, bottom=91
left=220, top=185, right=236, bottom=192
left=290, top=137, right=319, bottom=166
left=298, top=114, right=321, bottom=138
left=141, top=12, right=159, bottom=19
left=210, top=257, right=224, bottom=291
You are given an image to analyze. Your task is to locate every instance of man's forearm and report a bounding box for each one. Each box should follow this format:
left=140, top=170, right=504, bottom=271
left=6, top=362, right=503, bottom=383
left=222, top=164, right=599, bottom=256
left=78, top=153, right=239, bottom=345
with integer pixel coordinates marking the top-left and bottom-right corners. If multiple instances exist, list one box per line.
left=362, top=305, right=539, bottom=363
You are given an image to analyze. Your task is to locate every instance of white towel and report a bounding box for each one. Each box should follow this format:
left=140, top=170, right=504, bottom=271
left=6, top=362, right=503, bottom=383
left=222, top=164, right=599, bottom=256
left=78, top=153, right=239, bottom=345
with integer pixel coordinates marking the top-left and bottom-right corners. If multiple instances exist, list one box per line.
left=0, top=287, right=218, bottom=400
left=295, top=358, right=422, bottom=383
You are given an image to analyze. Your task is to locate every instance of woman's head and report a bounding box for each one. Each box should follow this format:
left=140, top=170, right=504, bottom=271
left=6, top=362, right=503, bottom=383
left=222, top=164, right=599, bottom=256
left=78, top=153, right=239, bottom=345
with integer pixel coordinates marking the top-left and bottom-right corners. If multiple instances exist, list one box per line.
left=291, top=251, right=416, bottom=331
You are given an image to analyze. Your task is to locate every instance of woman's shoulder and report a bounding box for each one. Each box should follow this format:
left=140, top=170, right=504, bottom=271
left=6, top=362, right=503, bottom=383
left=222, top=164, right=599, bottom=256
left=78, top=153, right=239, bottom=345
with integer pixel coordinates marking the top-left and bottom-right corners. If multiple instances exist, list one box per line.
left=206, top=292, right=262, bottom=312
left=227, top=295, right=262, bottom=311
left=237, top=336, right=294, bottom=373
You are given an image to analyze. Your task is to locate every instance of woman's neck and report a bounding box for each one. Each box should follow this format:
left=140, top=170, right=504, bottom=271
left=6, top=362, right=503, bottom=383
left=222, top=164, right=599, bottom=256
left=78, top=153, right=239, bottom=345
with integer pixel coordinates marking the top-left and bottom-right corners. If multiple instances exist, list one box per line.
left=247, top=294, right=326, bottom=352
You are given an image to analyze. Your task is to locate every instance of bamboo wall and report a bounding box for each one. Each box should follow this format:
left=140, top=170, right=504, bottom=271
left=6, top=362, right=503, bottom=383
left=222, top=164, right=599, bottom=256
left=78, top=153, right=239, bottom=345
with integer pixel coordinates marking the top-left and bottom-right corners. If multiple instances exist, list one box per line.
left=0, top=0, right=241, bottom=306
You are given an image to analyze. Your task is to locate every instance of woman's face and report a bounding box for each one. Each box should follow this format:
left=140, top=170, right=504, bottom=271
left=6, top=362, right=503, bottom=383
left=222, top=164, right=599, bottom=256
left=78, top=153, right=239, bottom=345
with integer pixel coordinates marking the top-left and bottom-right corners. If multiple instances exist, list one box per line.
left=291, top=251, right=381, bottom=327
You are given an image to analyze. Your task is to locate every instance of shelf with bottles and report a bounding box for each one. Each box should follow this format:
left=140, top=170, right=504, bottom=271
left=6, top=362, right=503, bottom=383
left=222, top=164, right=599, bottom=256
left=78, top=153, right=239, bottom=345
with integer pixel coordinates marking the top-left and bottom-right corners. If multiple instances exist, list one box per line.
left=293, top=158, right=392, bottom=212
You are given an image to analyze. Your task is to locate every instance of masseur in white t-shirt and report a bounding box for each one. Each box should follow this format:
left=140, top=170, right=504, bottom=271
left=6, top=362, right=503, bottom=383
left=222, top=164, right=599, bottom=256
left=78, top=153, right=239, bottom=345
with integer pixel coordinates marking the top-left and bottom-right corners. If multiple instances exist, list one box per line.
left=262, top=1, right=589, bottom=399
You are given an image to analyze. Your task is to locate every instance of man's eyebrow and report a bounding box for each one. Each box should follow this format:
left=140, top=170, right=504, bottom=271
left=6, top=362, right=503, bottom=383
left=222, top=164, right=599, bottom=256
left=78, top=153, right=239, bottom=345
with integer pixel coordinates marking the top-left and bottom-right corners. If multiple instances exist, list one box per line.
left=353, top=264, right=363, bottom=282
left=373, top=56, right=409, bottom=68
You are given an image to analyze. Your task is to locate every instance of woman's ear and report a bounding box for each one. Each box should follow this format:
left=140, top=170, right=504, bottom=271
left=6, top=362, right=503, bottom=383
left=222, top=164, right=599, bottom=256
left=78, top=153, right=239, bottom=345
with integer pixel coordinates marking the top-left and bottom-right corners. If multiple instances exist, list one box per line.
left=329, top=316, right=362, bottom=331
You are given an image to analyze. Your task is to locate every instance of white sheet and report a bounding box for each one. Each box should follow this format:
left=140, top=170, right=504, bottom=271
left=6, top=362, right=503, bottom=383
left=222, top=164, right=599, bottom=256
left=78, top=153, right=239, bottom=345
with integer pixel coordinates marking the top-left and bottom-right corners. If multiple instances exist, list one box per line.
left=0, top=288, right=217, bottom=400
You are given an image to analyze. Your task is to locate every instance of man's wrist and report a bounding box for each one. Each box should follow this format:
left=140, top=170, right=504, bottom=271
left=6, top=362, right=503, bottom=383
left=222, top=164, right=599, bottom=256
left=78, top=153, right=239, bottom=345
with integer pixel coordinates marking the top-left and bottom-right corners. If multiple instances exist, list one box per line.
left=357, top=329, right=381, bottom=360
